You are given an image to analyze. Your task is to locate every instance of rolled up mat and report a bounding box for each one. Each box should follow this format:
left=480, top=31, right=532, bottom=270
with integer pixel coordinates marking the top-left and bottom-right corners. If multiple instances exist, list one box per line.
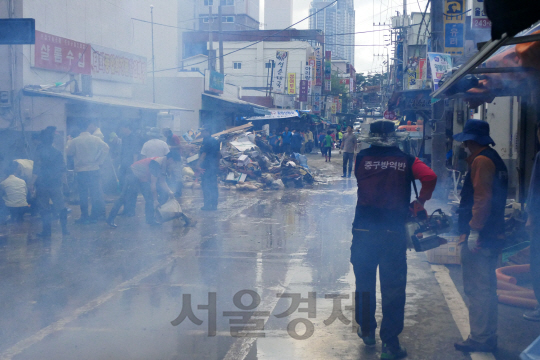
left=497, top=289, right=537, bottom=300
left=497, top=294, right=538, bottom=309
left=496, top=264, right=531, bottom=285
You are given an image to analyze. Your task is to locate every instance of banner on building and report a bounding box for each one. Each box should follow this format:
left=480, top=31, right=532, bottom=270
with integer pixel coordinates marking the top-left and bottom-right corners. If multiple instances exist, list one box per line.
left=299, top=80, right=308, bottom=102
left=304, top=65, right=313, bottom=95
left=34, top=30, right=91, bottom=75
left=91, top=44, right=147, bottom=84
left=428, top=52, right=452, bottom=90
left=443, top=0, right=465, bottom=55
left=472, top=0, right=491, bottom=29
left=324, top=51, right=332, bottom=80
left=272, top=50, right=289, bottom=94
left=314, top=48, right=323, bottom=86
left=312, top=86, right=322, bottom=114
left=287, top=73, right=296, bottom=94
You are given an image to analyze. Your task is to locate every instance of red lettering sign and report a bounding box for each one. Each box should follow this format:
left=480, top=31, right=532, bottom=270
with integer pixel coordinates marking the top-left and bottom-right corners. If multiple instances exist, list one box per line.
left=34, top=31, right=91, bottom=75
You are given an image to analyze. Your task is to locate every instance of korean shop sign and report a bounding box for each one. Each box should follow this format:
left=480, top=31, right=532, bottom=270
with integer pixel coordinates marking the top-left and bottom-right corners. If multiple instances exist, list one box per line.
left=472, top=0, right=491, bottom=29
left=287, top=73, right=296, bottom=95
left=91, top=44, right=147, bottom=84
left=34, top=31, right=91, bottom=75
left=443, top=0, right=465, bottom=55
left=272, top=50, right=289, bottom=94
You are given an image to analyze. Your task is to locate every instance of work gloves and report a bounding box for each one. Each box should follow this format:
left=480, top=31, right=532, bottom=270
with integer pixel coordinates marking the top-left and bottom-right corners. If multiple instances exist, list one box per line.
left=468, top=230, right=481, bottom=252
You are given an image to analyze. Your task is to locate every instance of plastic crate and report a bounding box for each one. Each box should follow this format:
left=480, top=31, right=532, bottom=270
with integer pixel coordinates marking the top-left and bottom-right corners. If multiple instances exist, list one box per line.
left=425, top=236, right=462, bottom=265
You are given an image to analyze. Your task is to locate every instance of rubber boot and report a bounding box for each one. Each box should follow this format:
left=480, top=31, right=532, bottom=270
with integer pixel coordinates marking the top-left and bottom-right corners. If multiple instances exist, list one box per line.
left=60, top=208, right=70, bottom=235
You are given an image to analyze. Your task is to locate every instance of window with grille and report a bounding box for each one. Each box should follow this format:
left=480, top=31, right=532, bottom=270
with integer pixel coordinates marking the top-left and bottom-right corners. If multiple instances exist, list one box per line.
left=204, top=0, right=214, bottom=5
left=233, top=62, right=242, bottom=69
left=220, top=0, right=234, bottom=5
left=222, top=16, right=234, bottom=23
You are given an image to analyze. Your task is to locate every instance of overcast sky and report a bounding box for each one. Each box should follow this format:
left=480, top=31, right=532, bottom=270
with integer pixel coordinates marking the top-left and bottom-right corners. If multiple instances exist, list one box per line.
left=288, top=0, right=430, bottom=74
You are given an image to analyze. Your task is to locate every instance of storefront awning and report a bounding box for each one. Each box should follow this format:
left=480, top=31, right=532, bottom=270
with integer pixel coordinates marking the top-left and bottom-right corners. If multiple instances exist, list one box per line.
left=431, top=24, right=540, bottom=101
left=23, top=88, right=193, bottom=112
left=202, top=93, right=267, bottom=114
left=246, top=109, right=299, bottom=121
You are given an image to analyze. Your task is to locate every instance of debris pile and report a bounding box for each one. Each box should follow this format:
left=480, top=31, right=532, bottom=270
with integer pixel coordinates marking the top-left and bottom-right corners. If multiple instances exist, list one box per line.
left=182, top=123, right=315, bottom=191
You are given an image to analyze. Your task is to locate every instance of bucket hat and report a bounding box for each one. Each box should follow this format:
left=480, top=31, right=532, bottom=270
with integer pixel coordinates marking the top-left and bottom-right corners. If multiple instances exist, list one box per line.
left=359, top=120, right=409, bottom=147
left=453, top=119, right=495, bottom=146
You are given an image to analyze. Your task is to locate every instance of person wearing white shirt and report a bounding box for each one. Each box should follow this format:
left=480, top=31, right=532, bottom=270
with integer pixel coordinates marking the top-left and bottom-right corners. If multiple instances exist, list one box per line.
left=141, top=127, right=170, bottom=158
left=0, top=161, right=29, bottom=223
left=66, top=120, right=110, bottom=223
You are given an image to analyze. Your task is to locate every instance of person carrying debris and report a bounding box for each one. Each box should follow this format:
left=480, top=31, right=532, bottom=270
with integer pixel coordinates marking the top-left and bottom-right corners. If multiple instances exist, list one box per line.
left=0, top=161, right=29, bottom=223
left=351, top=120, right=436, bottom=359
left=524, top=121, right=540, bottom=322
left=197, top=129, right=220, bottom=211
left=453, top=119, right=508, bottom=353
left=106, top=152, right=186, bottom=227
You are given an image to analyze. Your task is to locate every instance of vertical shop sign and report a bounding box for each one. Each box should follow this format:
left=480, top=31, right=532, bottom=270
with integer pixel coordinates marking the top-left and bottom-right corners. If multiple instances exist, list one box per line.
left=271, top=50, right=289, bottom=94
left=304, top=65, right=313, bottom=95
left=299, top=80, right=308, bottom=102
left=444, top=0, right=465, bottom=55
left=312, top=86, right=322, bottom=114
left=314, top=48, right=323, bottom=86
left=287, top=73, right=296, bottom=94
left=324, top=51, right=332, bottom=80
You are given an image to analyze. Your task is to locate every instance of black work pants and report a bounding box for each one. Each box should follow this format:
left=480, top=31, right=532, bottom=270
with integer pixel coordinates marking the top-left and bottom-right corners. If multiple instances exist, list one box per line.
left=8, top=207, right=26, bottom=223
left=36, top=184, right=68, bottom=235
left=108, top=170, right=160, bottom=223
left=201, top=169, right=218, bottom=209
left=76, top=170, right=105, bottom=219
left=118, top=164, right=137, bottom=215
left=350, top=229, right=407, bottom=347
left=343, top=152, right=354, bottom=175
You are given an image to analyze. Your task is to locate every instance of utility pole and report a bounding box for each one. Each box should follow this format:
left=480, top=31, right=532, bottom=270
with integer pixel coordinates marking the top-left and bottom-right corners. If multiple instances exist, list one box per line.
left=208, top=6, right=214, bottom=71
left=150, top=5, right=155, bottom=103
left=402, top=0, right=407, bottom=90
left=431, top=0, right=447, bottom=197
left=218, top=5, right=224, bottom=74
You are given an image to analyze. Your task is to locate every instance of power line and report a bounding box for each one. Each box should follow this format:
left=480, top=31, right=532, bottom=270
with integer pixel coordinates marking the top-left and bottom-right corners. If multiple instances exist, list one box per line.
left=150, top=0, right=338, bottom=74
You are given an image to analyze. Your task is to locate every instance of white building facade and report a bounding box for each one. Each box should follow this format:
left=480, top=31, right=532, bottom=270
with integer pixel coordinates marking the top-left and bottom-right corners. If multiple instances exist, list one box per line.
left=210, top=40, right=314, bottom=98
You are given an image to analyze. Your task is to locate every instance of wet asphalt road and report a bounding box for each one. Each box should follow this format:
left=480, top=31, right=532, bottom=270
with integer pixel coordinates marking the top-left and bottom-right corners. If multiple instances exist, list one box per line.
left=0, top=153, right=524, bottom=360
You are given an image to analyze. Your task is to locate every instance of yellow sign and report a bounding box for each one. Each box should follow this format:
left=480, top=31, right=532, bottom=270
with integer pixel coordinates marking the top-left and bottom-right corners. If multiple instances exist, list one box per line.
left=443, top=0, right=465, bottom=55
left=287, top=73, right=296, bottom=95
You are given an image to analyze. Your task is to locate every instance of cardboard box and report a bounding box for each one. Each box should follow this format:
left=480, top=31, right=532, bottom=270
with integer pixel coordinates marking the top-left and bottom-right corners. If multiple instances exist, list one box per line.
left=425, top=236, right=462, bottom=265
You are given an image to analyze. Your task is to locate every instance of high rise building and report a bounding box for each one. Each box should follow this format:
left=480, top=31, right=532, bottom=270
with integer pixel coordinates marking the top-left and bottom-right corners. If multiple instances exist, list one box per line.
left=264, top=0, right=293, bottom=29
left=196, top=0, right=260, bottom=31
left=309, top=0, right=355, bottom=65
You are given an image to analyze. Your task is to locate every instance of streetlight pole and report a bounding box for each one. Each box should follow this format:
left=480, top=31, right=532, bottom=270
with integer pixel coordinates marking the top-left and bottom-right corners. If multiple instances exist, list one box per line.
left=151, top=5, right=155, bottom=103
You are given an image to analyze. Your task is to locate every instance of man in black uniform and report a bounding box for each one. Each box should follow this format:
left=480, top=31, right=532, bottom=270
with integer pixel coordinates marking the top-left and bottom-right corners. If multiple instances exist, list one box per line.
left=351, top=120, right=437, bottom=359
left=198, top=129, right=220, bottom=211
left=34, top=127, right=69, bottom=237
